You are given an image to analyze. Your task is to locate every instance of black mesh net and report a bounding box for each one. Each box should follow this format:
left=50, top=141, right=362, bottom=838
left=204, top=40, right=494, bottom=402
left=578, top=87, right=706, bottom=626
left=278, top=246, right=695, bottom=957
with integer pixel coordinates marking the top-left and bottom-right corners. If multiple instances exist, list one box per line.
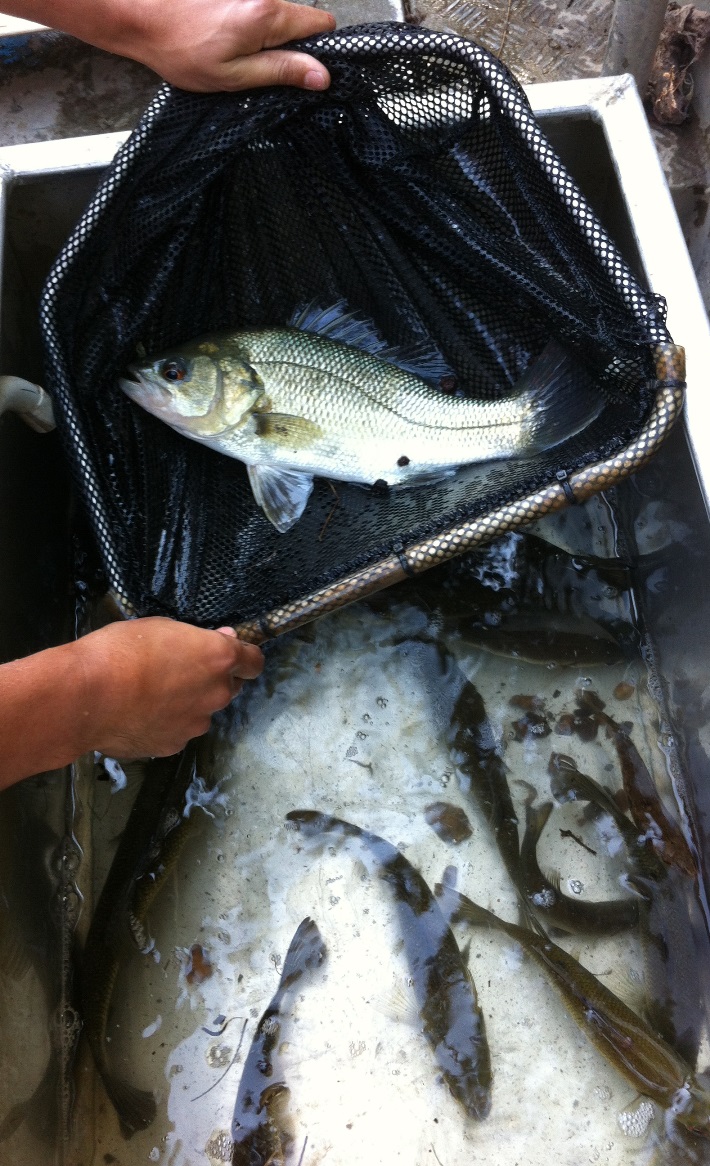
left=40, top=23, right=672, bottom=627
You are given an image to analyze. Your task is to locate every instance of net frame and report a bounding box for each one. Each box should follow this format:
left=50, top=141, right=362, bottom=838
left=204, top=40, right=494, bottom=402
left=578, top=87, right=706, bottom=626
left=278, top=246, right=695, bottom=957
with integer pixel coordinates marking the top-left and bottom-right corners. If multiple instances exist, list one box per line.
left=39, top=24, right=682, bottom=632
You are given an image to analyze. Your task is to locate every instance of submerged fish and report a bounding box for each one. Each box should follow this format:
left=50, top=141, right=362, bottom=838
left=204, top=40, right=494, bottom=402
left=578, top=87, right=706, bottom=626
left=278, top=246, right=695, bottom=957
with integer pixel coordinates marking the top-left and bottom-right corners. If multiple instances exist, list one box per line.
left=286, top=809, right=491, bottom=1119
left=120, top=305, right=601, bottom=532
left=231, top=917, right=326, bottom=1166
left=548, top=755, right=705, bottom=1068
left=519, top=798, right=640, bottom=934
left=449, top=679, right=521, bottom=886
left=436, top=882, right=710, bottom=1137
left=576, top=692, right=696, bottom=879
left=548, top=752, right=665, bottom=880
left=82, top=740, right=208, bottom=1138
left=0, top=778, right=81, bottom=1147
left=455, top=612, right=625, bottom=666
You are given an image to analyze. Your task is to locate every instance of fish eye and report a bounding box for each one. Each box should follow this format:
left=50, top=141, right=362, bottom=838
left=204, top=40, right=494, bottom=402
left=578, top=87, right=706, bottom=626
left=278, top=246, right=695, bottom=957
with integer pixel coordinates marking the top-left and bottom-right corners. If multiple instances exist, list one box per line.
left=160, top=359, right=188, bottom=383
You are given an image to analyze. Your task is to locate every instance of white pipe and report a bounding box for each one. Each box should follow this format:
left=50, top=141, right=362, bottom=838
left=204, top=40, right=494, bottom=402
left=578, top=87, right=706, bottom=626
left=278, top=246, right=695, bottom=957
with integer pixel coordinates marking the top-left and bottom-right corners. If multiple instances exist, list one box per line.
left=0, top=374, right=55, bottom=432
left=601, top=0, right=669, bottom=94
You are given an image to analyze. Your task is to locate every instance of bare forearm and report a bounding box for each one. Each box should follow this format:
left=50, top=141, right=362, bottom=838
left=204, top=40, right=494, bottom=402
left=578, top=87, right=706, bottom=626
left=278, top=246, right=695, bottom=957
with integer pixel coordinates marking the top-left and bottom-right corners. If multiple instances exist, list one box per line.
left=0, top=618, right=263, bottom=790
left=0, top=641, right=95, bottom=788
left=0, top=0, right=137, bottom=50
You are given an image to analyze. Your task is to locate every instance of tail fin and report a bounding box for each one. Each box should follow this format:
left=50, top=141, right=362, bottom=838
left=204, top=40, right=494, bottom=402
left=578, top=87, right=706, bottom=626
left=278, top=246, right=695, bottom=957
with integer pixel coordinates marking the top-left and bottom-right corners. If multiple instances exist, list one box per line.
left=518, top=342, right=604, bottom=452
left=524, top=800, right=554, bottom=846
left=0, top=1053, right=65, bottom=1144
left=277, top=917, right=327, bottom=998
left=102, top=1074, right=156, bottom=1139
left=434, top=880, right=496, bottom=930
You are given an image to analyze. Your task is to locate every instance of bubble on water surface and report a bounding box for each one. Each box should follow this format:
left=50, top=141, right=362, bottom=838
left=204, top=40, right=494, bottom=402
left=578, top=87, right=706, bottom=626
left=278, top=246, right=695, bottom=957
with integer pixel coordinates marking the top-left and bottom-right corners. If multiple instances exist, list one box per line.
left=618, top=1100, right=654, bottom=1137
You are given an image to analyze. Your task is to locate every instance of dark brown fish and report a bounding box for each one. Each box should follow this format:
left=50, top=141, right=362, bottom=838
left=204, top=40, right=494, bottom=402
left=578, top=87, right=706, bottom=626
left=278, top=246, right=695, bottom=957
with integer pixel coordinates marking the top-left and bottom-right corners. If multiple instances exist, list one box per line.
left=519, top=799, right=640, bottom=934
left=81, top=739, right=208, bottom=1138
left=455, top=614, right=624, bottom=667
left=548, top=752, right=665, bottom=881
left=577, top=691, right=696, bottom=878
left=449, top=679, right=520, bottom=886
left=286, top=810, right=491, bottom=1119
left=367, top=532, right=633, bottom=665
left=547, top=755, right=705, bottom=1068
left=424, top=801, right=473, bottom=844
left=436, top=882, right=710, bottom=1137
left=231, top=917, right=326, bottom=1166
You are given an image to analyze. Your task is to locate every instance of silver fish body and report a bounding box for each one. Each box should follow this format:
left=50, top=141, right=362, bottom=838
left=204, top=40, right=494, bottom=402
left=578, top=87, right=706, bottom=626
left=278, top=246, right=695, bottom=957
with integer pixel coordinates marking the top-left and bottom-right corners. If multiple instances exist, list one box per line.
left=121, top=308, right=600, bottom=531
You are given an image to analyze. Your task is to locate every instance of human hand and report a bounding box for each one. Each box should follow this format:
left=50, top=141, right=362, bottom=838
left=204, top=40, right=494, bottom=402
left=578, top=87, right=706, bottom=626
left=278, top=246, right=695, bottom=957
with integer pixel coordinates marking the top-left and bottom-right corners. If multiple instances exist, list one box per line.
left=18, top=0, right=337, bottom=92
left=76, top=616, right=264, bottom=758
left=121, top=0, right=337, bottom=91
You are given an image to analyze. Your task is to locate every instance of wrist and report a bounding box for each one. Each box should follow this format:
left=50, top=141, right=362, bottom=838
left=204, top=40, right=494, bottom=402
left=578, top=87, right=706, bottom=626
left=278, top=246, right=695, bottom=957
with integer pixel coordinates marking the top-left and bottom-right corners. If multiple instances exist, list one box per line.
left=70, top=632, right=115, bottom=755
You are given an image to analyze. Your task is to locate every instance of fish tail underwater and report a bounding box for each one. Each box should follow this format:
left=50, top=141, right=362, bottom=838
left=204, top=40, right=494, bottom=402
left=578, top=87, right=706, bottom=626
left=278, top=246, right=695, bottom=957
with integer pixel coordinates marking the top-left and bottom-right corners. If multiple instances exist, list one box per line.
left=101, top=1077, right=157, bottom=1141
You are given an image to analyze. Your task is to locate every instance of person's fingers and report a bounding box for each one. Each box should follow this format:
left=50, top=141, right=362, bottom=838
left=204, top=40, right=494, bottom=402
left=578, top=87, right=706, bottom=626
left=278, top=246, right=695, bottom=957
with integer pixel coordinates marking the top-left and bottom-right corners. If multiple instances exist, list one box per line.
left=212, top=628, right=263, bottom=679
left=230, top=639, right=265, bottom=680
left=260, top=1, right=336, bottom=48
left=217, top=47, right=331, bottom=91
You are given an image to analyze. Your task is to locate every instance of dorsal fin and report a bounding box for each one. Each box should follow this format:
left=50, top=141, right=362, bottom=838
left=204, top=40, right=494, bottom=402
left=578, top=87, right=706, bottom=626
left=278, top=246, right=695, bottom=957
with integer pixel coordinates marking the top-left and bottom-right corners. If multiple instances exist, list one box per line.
left=289, top=301, right=453, bottom=384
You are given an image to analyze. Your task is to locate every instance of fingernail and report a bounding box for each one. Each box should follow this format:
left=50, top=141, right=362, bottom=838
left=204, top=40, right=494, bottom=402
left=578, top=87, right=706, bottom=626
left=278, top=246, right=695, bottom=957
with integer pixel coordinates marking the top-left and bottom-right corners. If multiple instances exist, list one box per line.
left=216, top=625, right=237, bottom=638
left=305, top=69, right=328, bottom=90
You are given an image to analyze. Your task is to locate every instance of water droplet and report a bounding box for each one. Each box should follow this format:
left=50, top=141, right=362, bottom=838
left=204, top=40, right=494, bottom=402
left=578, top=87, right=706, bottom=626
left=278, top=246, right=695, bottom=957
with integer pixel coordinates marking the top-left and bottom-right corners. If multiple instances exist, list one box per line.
left=376, top=696, right=388, bottom=708
left=362, top=713, right=373, bottom=724
left=569, top=879, right=584, bottom=895
left=356, top=731, right=367, bottom=740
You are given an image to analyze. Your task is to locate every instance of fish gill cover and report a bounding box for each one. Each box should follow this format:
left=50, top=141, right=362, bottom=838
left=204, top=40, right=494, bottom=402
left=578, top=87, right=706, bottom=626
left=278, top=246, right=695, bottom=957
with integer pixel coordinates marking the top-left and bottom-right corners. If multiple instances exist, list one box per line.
left=40, top=23, right=671, bottom=627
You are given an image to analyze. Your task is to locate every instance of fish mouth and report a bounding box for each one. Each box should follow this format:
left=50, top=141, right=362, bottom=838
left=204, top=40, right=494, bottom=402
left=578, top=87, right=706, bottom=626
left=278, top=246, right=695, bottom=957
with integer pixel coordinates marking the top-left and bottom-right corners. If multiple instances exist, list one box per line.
left=119, top=369, right=171, bottom=407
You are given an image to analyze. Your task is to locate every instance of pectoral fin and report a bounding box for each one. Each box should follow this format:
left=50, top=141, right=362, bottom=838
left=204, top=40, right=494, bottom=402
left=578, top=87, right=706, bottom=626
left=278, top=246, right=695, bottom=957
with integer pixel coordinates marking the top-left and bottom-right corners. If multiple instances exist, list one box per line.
left=253, top=412, right=322, bottom=448
left=247, top=464, right=314, bottom=533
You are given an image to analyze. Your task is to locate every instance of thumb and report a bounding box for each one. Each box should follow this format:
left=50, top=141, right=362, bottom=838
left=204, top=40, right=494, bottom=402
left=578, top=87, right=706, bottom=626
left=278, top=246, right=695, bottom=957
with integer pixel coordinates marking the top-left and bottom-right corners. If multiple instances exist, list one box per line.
left=219, top=48, right=331, bottom=91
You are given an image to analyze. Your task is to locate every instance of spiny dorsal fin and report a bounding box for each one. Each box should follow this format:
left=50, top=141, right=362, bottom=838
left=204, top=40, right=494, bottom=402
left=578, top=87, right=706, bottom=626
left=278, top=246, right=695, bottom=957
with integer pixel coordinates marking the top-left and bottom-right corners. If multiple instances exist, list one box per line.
left=289, top=301, right=453, bottom=384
